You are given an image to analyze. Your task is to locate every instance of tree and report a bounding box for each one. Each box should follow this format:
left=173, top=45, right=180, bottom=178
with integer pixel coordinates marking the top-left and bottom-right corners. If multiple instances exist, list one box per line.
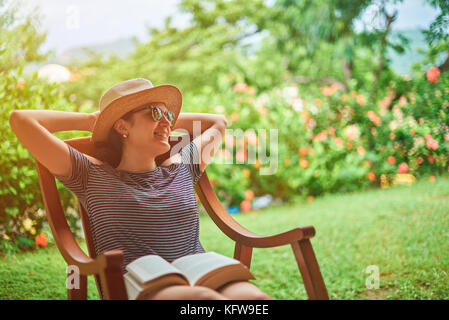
left=0, top=0, right=49, bottom=72
left=423, top=0, right=449, bottom=72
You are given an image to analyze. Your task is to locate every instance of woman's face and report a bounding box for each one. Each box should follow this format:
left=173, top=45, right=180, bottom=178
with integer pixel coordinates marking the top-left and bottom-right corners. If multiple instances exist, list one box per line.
left=116, top=102, right=172, bottom=155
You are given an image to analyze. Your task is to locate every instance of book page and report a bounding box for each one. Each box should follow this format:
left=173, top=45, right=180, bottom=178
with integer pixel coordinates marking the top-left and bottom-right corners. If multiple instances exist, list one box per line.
left=126, top=255, right=184, bottom=284
left=171, top=252, right=240, bottom=284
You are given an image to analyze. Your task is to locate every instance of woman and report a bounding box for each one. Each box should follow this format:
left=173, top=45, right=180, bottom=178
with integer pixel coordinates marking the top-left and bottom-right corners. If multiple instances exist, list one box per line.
left=9, top=78, right=271, bottom=300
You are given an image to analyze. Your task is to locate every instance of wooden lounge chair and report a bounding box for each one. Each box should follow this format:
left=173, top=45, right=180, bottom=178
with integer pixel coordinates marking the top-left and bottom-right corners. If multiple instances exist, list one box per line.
left=35, top=135, right=329, bottom=300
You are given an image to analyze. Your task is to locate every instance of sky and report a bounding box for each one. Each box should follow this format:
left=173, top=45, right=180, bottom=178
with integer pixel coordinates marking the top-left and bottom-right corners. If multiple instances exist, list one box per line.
left=22, top=0, right=441, bottom=55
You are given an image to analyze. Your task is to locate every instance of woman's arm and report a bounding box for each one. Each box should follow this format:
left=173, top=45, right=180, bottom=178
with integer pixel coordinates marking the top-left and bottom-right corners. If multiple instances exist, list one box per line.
left=9, top=109, right=98, bottom=177
left=10, top=109, right=97, bottom=133
left=172, top=113, right=227, bottom=136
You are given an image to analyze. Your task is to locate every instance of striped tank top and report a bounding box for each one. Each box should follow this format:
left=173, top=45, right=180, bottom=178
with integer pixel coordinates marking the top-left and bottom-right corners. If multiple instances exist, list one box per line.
left=54, top=141, right=206, bottom=274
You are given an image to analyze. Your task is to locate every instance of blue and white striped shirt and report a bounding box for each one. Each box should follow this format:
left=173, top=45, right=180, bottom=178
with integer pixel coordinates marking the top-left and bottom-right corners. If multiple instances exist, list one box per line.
left=54, top=141, right=206, bottom=274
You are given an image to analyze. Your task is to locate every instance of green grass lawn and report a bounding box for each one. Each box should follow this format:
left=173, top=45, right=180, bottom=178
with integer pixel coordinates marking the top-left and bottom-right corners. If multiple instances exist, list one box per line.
left=1, top=175, right=448, bottom=300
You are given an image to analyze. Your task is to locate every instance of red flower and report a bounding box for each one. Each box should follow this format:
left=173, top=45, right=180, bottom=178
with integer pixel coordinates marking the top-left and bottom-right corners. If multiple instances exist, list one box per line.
left=398, top=162, right=409, bottom=174
left=428, top=155, right=435, bottom=164
left=426, top=67, right=440, bottom=83
left=35, top=233, right=48, bottom=248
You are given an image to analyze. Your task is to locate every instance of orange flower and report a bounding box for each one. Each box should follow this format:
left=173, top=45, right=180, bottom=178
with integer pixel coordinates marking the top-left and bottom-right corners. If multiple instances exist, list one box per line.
left=307, top=195, right=314, bottom=203
left=357, top=146, right=366, bottom=156
left=321, top=86, right=335, bottom=97
left=35, top=233, right=48, bottom=248
left=230, top=112, right=239, bottom=122
left=346, top=142, right=353, bottom=150
left=429, top=176, right=436, bottom=183
left=417, top=157, right=424, bottom=164
left=16, top=80, right=26, bottom=90
left=356, top=94, right=364, bottom=106
left=242, top=168, right=251, bottom=177
left=299, top=159, right=309, bottom=168
left=334, top=137, right=343, bottom=148
left=388, top=156, right=396, bottom=165
left=366, top=171, right=376, bottom=181
left=298, top=147, right=308, bottom=156
left=314, top=130, right=327, bottom=142
left=233, top=83, right=248, bottom=93
left=254, top=159, right=262, bottom=169
left=426, top=138, right=439, bottom=150
left=367, top=110, right=381, bottom=126
left=240, top=200, right=252, bottom=212
left=315, top=98, right=322, bottom=107
left=410, top=129, right=416, bottom=136
left=245, top=190, right=254, bottom=201
left=284, top=158, right=291, bottom=166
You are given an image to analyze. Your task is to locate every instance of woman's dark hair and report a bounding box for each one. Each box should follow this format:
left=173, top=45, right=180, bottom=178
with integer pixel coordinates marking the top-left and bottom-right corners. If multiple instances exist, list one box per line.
left=94, top=110, right=136, bottom=168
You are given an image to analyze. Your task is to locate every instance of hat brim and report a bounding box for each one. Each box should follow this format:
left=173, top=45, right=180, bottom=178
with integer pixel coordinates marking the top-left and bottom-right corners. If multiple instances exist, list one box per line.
left=92, top=84, right=182, bottom=143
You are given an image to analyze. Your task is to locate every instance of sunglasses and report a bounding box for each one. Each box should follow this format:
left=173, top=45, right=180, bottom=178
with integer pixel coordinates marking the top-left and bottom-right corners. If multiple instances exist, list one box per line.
left=131, top=104, right=175, bottom=127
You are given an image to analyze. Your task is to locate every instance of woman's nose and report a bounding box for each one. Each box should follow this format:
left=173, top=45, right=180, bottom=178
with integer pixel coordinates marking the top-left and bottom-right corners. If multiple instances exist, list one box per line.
left=159, top=115, right=171, bottom=128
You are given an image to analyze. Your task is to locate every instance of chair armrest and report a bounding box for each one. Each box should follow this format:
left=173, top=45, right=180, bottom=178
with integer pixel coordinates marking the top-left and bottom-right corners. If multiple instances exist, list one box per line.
left=195, top=171, right=316, bottom=248
left=35, top=158, right=125, bottom=276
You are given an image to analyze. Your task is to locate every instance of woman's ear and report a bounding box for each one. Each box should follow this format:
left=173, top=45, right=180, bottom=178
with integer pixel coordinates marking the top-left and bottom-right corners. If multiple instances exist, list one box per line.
left=113, top=118, right=129, bottom=136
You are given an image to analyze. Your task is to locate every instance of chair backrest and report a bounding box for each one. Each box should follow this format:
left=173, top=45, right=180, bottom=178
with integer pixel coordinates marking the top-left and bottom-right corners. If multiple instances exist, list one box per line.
left=35, top=134, right=194, bottom=299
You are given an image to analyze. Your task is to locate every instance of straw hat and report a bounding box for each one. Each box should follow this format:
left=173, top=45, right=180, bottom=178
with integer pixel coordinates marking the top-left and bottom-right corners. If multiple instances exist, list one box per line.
left=91, top=78, right=182, bottom=143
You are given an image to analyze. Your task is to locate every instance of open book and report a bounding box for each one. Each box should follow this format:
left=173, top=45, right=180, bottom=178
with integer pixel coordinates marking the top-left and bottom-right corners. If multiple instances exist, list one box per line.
left=124, top=252, right=255, bottom=300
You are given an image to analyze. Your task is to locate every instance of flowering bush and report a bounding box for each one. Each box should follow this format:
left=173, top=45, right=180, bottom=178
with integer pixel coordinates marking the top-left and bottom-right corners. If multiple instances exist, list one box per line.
left=184, top=68, right=449, bottom=208
left=0, top=70, right=83, bottom=254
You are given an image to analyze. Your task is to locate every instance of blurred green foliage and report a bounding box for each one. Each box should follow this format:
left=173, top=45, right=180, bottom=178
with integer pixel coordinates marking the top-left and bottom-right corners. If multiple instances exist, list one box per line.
left=1, top=0, right=449, bottom=253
